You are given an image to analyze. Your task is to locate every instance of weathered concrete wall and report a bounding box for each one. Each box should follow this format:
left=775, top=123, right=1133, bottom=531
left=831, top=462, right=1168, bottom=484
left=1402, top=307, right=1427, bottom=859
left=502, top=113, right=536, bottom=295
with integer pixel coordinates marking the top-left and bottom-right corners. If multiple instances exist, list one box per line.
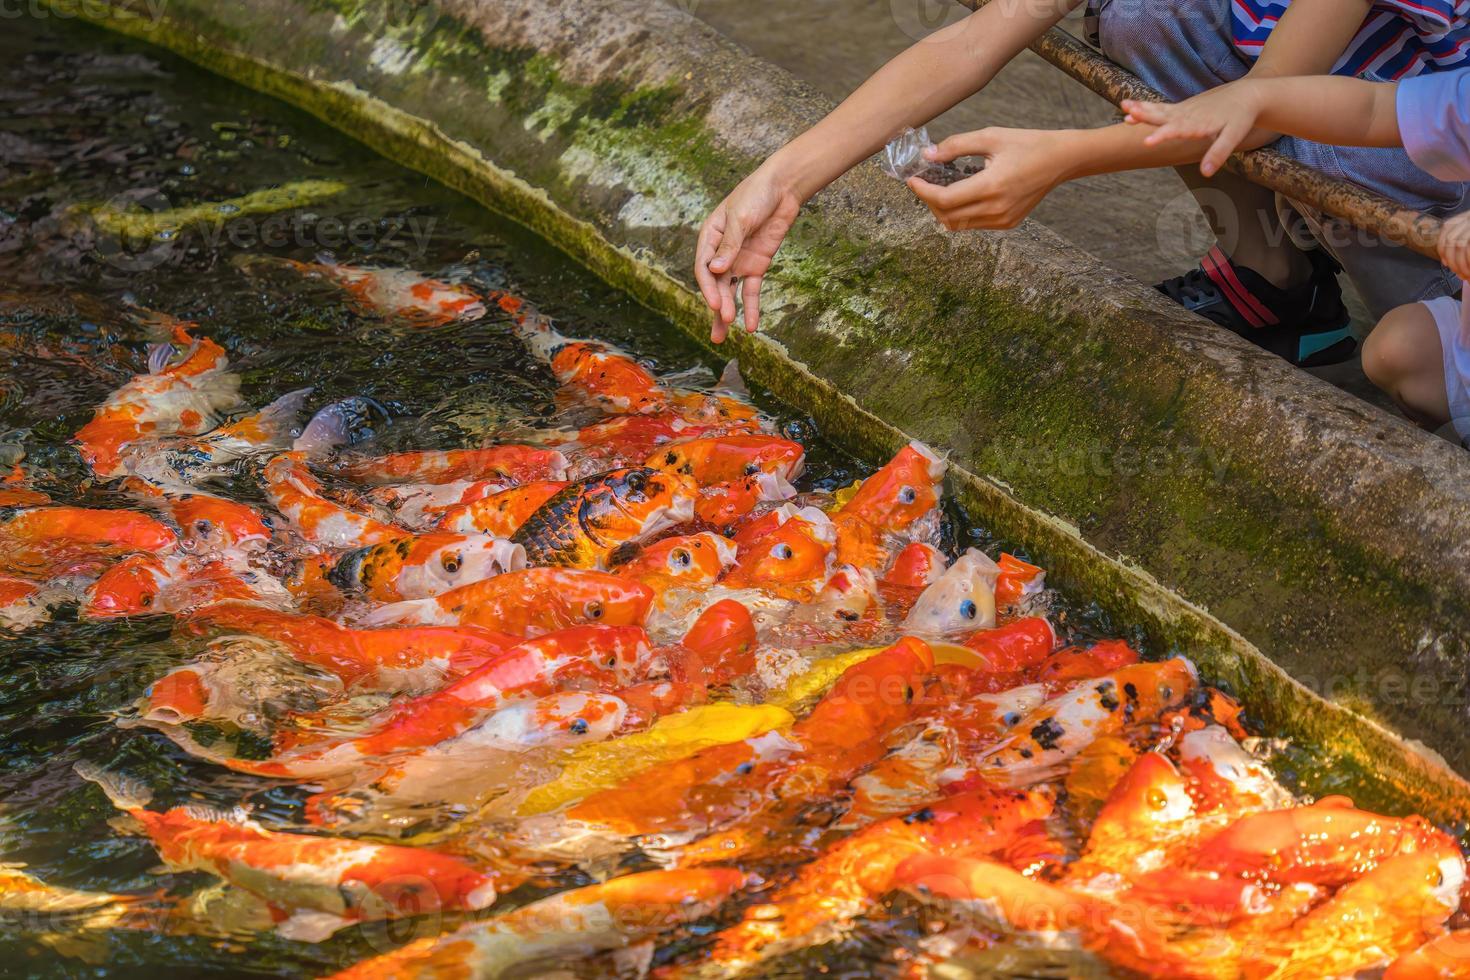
left=62, top=0, right=1470, bottom=815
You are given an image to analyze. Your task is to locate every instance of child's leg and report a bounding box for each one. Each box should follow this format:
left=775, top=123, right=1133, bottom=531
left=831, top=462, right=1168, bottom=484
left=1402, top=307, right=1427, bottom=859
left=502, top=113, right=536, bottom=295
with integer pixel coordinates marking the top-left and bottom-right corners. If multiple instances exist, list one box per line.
left=1361, top=301, right=1455, bottom=430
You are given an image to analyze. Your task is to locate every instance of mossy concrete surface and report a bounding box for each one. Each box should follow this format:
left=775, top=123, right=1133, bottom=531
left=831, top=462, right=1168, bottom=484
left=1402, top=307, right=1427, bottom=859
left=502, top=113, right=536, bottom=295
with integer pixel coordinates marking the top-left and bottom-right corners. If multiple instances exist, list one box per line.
left=59, top=0, right=1470, bottom=816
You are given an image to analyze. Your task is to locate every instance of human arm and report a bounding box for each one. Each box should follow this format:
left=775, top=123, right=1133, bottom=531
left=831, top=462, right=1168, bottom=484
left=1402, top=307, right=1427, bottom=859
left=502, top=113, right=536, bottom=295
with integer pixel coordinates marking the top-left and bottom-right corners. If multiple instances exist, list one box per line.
left=1121, top=76, right=1402, bottom=176
left=694, top=0, right=1082, bottom=341
left=1442, top=212, right=1470, bottom=280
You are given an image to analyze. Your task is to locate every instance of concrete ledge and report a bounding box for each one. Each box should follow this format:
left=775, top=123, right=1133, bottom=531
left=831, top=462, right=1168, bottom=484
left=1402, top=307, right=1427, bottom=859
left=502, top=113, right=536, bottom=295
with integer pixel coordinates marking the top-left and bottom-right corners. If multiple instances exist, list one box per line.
left=62, top=0, right=1470, bottom=815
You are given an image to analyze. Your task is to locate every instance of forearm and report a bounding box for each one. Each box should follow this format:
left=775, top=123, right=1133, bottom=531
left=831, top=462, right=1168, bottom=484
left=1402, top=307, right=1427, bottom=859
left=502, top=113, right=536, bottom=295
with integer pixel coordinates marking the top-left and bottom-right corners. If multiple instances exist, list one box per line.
left=767, top=0, right=1080, bottom=200
left=1251, top=77, right=1402, bottom=147
left=1049, top=121, right=1258, bottom=181
left=1250, top=0, right=1373, bottom=77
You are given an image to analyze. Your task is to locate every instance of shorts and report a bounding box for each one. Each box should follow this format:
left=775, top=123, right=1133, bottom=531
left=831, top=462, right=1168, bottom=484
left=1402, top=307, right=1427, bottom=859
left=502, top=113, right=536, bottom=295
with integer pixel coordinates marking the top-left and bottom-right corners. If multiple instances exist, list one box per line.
left=1422, top=294, right=1470, bottom=441
left=1087, top=0, right=1469, bottom=319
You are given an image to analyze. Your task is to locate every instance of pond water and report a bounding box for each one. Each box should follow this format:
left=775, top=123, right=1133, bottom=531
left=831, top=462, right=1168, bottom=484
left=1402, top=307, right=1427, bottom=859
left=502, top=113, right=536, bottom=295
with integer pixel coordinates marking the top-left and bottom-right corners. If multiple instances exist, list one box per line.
left=0, top=11, right=1456, bottom=980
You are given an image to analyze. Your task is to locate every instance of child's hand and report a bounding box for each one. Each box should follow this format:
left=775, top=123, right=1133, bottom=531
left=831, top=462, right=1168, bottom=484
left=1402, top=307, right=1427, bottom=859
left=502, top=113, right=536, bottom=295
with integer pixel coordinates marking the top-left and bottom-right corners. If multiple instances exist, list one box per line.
left=695, top=168, right=804, bottom=343
left=906, top=128, right=1072, bottom=231
left=1122, top=81, right=1267, bottom=178
left=1441, top=212, right=1470, bottom=282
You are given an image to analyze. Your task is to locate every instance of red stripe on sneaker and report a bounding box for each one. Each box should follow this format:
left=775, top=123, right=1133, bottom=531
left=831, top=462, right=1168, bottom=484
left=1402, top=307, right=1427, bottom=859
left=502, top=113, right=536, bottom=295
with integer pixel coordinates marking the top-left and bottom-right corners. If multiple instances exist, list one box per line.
left=1203, top=247, right=1281, bottom=328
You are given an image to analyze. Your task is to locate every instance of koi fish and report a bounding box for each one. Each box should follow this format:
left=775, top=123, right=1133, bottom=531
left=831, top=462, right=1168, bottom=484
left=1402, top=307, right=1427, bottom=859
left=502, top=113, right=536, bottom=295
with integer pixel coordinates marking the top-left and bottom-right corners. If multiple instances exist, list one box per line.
left=830, top=441, right=946, bottom=568
left=328, top=868, right=750, bottom=979
left=1034, top=639, right=1141, bottom=690
left=233, top=626, right=655, bottom=779
left=0, top=575, right=62, bottom=633
left=0, top=506, right=177, bottom=576
left=895, top=853, right=1098, bottom=941
left=241, top=256, right=488, bottom=327
left=184, top=603, right=518, bottom=693
left=613, top=532, right=738, bottom=598
left=1176, top=725, right=1292, bottom=820
left=513, top=313, right=666, bottom=414
left=324, top=533, right=525, bottom=602
left=358, top=567, right=655, bottom=634
left=721, top=506, right=835, bottom=597
left=690, top=471, right=796, bottom=527
left=1385, top=931, right=1470, bottom=979
left=882, top=541, right=947, bottom=589
left=0, top=863, right=158, bottom=934
left=160, top=493, right=274, bottom=552
left=994, top=552, right=1046, bottom=607
left=262, top=452, right=403, bottom=547
left=120, top=388, right=311, bottom=491
left=970, top=658, right=1198, bottom=787
left=645, top=434, right=804, bottom=486
left=511, top=467, right=696, bottom=569
left=690, top=786, right=1053, bottom=977
left=83, top=553, right=292, bottom=618
left=326, top=446, right=568, bottom=486
left=306, top=691, right=630, bottom=830
left=73, top=763, right=500, bottom=942
left=73, top=326, right=241, bottom=479
left=359, top=479, right=510, bottom=530
left=1070, top=751, right=1197, bottom=880
left=433, top=480, right=568, bottom=537
left=902, top=549, right=1000, bottom=635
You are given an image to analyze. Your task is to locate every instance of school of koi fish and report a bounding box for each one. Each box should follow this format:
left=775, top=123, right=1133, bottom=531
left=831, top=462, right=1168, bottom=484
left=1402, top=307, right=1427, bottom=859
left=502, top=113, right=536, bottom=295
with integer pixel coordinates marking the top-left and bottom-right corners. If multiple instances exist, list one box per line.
left=3, top=259, right=1468, bottom=979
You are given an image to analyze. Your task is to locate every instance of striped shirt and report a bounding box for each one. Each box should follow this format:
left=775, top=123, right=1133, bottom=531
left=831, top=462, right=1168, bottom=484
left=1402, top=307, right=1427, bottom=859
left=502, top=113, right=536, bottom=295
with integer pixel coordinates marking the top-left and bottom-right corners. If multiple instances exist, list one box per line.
left=1232, top=0, right=1470, bottom=80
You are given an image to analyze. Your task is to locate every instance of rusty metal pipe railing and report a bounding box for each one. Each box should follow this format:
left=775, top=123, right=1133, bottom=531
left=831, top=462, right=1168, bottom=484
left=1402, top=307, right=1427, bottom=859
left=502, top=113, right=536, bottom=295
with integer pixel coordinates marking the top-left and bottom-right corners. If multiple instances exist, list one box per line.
left=953, top=0, right=1444, bottom=260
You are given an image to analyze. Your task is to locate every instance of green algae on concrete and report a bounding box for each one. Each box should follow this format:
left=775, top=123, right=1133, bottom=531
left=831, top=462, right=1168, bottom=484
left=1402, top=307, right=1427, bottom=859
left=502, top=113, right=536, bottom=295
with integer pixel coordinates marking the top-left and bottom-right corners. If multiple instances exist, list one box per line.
left=55, top=0, right=1470, bottom=820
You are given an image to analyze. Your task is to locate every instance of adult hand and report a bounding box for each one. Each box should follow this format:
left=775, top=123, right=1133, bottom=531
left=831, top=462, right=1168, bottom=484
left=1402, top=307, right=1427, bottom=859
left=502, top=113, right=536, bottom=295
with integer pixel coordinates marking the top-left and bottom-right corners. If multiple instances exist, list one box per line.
left=906, top=128, right=1072, bottom=231
left=695, top=167, right=804, bottom=343
left=1440, top=211, right=1470, bottom=283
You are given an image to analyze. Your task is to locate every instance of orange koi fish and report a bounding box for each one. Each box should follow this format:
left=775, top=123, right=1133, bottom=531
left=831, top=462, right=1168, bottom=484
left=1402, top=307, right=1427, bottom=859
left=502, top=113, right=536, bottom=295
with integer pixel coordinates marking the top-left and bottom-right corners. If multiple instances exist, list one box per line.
left=882, top=541, right=947, bottom=589
left=1033, top=639, right=1140, bottom=690
left=555, top=413, right=707, bottom=474
left=1069, top=751, right=1197, bottom=881
left=994, top=552, right=1046, bottom=608
left=83, top=553, right=291, bottom=619
left=645, top=434, right=804, bottom=486
left=324, top=532, right=525, bottom=602
left=328, top=868, right=749, bottom=980
left=327, top=445, right=568, bottom=486
left=0, top=575, right=60, bottom=633
left=0, top=506, right=177, bottom=576
left=830, top=441, right=946, bottom=567
left=359, top=478, right=509, bottom=530
left=613, top=532, right=737, bottom=598
left=957, top=616, right=1060, bottom=679
left=237, top=626, right=654, bottom=779
left=902, top=548, right=999, bottom=635
left=262, top=452, right=402, bottom=547
left=0, top=863, right=159, bottom=934
left=433, top=480, right=568, bottom=537
left=970, top=658, right=1198, bottom=787
left=1386, top=931, right=1470, bottom=979
left=359, top=567, right=655, bottom=634
left=162, top=493, right=274, bottom=552
left=721, top=506, right=835, bottom=597
left=74, top=326, right=241, bottom=479
left=74, top=763, right=500, bottom=942
left=566, top=637, right=933, bottom=846
left=690, top=786, right=1053, bottom=977
left=243, top=256, right=488, bottom=327
left=690, top=471, right=796, bottom=527
left=895, top=852, right=1099, bottom=941
left=184, top=603, right=518, bottom=693
left=510, top=468, right=696, bottom=569
left=1176, top=725, right=1291, bottom=820
left=514, top=313, right=666, bottom=414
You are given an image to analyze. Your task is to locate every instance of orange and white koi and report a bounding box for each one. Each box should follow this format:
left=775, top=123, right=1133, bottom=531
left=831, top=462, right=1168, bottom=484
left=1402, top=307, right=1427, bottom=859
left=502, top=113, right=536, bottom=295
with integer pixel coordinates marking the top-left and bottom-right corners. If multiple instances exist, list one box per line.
left=721, top=505, right=835, bottom=598
left=73, top=326, right=241, bottom=479
left=614, top=532, right=738, bottom=599
left=969, top=658, right=1198, bottom=787
left=433, top=480, right=568, bottom=537
left=690, top=471, right=797, bottom=527
left=360, top=567, right=655, bottom=634
left=83, top=553, right=291, bottom=619
left=120, top=388, right=311, bottom=491
left=515, top=315, right=666, bottom=414
left=645, top=434, right=804, bottom=486
left=882, top=541, right=947, bottom=590
left=902, top=548, right=999, bottom=635
left=1033, top=639, right=1141, bottom=691
left=510, top=467, right=696, bottom=569
left=242, top=257, right=487, bottom=327
left=327, top=445, right=567, bottom=486
left=160, top=493, right=274, bottom=552
left=184, top=603, right=518, bottom=693
left=324, top=532, right=525, bottom=602
left=235, top=626, right=654, bottom=779
left=359, top=478, right=508, bottom=530
left=74, top=763, right=500, bottom=942
left=0, top=506, right=178, bottom=576
left=1176, top=725, right=1292, bottom=820
left=262, top=451, right=402, bottom=547
left=328, top=868, right=750, bottom=980
left=0, top=863, right=159, bottom=934
left=994, top=552, right=1046, bottom=608
left=830, top=441, right=946, bottom=567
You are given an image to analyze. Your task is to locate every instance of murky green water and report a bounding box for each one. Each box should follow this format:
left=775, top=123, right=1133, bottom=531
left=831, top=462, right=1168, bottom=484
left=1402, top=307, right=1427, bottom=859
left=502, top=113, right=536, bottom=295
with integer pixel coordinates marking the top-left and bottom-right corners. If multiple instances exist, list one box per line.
left=0, top=12, right=1442, bottom=980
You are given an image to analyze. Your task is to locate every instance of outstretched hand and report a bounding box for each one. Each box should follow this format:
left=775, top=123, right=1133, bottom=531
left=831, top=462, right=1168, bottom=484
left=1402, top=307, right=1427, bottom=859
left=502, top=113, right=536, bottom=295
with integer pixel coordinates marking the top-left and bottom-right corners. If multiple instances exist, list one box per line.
left=1122, top=83, right=1266, bottom=177
left=906, top=128, right=1069, bottom=231
left=695, top=171, right=803, bottom=343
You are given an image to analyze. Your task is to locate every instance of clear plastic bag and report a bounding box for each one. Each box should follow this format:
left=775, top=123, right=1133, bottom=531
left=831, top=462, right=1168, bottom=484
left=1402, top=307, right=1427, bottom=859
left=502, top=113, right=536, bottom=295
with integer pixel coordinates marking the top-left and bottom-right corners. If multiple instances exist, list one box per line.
left=880, top=126, right=980, bottom=186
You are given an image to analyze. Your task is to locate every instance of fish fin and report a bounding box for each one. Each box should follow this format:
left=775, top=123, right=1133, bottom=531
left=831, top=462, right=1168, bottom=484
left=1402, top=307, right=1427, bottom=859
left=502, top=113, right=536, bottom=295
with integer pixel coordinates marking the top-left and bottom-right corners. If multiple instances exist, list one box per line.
left=73, top=762, right=152, bottom=812
left=716, top=360, right=750, bottom=397
left=274, top=908, right=352, bottom=943
left=145, top=343, right=176, bottom=375
left=291, top=396, right=388, bottom=457
left=355, top=597, right=432, bottom=627
left=106, top=813, right=147, bottom=837
left=177, top=802, right=253, bottom=825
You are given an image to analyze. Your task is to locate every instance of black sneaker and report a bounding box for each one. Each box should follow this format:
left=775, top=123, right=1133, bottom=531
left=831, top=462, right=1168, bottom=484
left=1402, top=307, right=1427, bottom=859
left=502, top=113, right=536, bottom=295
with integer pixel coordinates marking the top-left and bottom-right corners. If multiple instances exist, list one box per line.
left=1157, top=246, right=1357, bottom=367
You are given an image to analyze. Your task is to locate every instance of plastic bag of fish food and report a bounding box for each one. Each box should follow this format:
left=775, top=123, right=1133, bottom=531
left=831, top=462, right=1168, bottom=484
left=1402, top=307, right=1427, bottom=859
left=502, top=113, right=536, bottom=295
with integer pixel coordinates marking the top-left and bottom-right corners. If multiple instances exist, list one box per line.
left=880, top=126, right=981, bottom=186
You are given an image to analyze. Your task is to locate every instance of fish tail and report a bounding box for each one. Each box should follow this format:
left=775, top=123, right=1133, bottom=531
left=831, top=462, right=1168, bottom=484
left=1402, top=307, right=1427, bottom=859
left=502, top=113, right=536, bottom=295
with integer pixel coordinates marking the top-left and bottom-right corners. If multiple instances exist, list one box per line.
left=73, top=762, right=152, bottom=813
left=357, top=596, right=436, bottom=627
